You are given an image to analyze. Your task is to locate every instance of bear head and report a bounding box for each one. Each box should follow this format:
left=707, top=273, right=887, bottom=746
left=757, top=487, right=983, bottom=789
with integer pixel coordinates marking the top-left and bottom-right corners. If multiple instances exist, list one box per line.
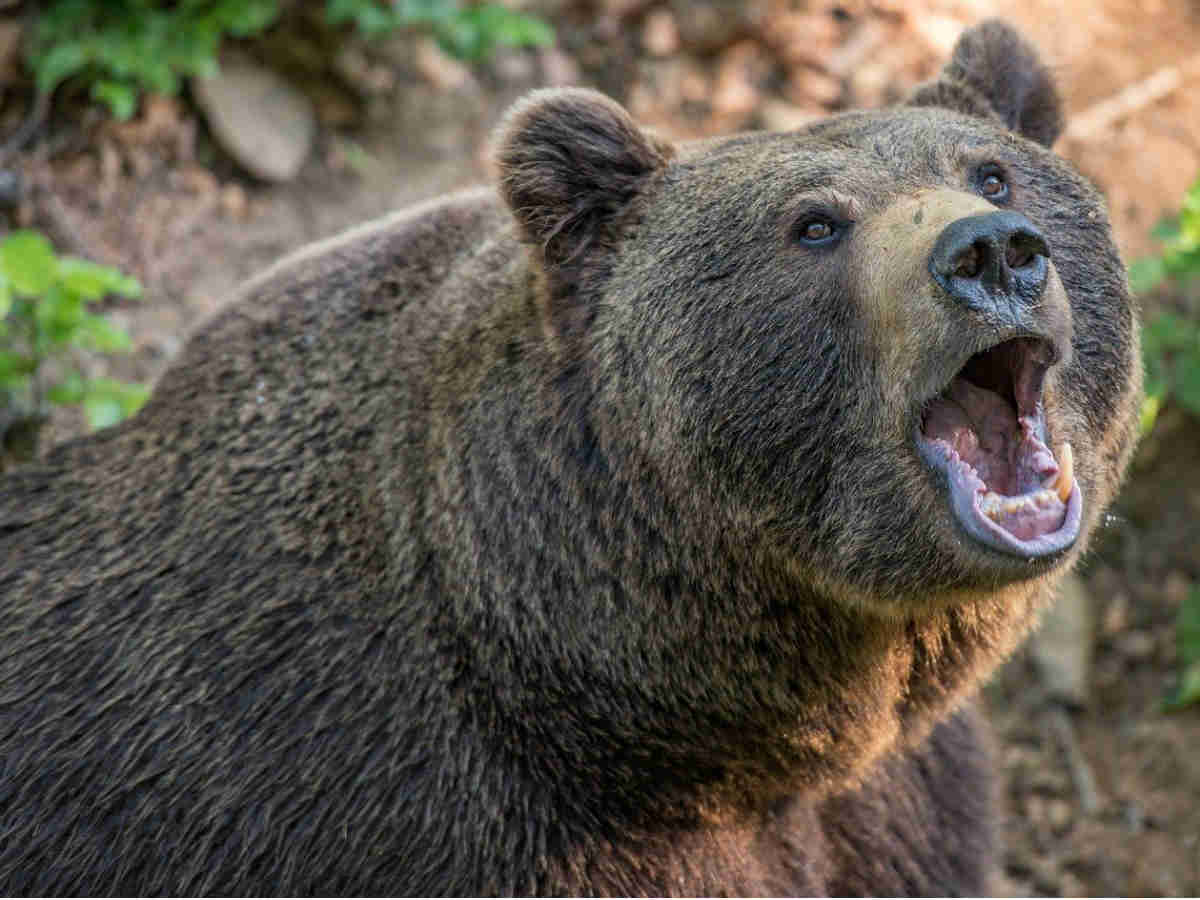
left=493, top=20, right=1140, bottom=619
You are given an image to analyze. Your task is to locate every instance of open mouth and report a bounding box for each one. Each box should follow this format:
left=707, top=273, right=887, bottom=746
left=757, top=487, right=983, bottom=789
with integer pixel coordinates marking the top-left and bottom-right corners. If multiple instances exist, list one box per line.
left=917, top=337, right=1082, bottom=559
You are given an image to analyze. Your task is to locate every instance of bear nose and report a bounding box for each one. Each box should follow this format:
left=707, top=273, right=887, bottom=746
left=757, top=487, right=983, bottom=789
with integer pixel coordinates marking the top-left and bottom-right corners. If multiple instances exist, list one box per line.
left=929, top=212, right=1050, bottom=316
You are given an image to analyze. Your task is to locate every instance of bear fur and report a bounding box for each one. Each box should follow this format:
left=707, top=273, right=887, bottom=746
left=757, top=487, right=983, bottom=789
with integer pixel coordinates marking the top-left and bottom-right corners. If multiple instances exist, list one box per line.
left=0, top=20, right=1140, bottom=895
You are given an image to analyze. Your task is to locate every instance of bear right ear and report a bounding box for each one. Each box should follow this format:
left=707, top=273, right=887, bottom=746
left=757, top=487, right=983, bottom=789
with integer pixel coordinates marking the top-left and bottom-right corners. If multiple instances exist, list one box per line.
left=492, top=88, right=671, bottom=338
left=907, top=20, right=1063, bottom=148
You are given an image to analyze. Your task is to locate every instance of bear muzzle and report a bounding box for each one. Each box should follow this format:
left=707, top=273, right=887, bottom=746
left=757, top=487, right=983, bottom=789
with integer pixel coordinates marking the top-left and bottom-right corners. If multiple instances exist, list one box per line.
left=917, top=333, right=1081, bottom=560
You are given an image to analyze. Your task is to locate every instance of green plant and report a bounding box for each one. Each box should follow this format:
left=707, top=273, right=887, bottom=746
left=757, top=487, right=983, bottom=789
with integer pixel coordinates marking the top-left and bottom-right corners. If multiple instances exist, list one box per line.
left=1129, top=176, right=1200, bottom=712
left=0, top=230, right=148, bottom=445
left=1165, top=585, right=1200, bottom=711
left=27, top=1, right=554, bottom=120
left=1130, top=175, right=1200, bottom=435
left=327, top=0, right=553, bottom=60
left=27, top=0, right=283, bottom=119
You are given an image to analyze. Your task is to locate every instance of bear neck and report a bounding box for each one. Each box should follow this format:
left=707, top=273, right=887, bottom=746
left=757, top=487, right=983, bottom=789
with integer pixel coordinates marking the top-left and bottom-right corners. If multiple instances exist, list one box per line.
left=422, top=249, right=1045, bottom=839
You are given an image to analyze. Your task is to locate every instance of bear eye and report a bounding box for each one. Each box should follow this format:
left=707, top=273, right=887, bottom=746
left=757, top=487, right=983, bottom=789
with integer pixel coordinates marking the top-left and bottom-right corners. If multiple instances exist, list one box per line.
left=795, top=216, right=840, bottom=246
left=977, top=167, right=1009, bottom=202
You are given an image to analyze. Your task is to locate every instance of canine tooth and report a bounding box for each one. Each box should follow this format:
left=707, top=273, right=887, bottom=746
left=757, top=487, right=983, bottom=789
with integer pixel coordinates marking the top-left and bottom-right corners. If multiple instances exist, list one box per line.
left=1055, top=442, right=1073, bottom=502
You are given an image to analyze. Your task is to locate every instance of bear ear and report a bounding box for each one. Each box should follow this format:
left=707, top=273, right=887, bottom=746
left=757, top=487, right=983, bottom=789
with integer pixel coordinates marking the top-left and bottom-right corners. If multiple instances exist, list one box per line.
left=492, top=88, right=672, bottom=338
left=908, top=20, right=1063, bottom=148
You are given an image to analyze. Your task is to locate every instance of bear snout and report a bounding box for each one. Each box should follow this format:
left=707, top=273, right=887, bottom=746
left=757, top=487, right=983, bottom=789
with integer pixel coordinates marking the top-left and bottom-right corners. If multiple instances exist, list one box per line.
left=929, top=211, right=1050, bottom=323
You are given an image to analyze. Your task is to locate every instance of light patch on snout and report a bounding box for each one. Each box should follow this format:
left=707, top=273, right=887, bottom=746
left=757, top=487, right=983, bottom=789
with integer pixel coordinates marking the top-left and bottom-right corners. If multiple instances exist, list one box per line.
left=848, top=188, right=1077, bottom=426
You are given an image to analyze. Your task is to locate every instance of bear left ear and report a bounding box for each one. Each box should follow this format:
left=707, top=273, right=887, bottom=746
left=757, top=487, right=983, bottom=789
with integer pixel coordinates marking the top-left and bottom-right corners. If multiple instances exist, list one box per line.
left=908, top=20, right=1063, bottom=148
left=492, top=88, right=672, bottom=338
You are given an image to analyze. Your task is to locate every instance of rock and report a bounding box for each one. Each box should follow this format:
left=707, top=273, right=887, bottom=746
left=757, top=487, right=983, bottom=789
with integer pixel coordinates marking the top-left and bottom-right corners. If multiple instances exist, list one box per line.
left=759, top=99, right=821, bottom=133
left=220, top=183, right=249, bottom=221
left=766, top=12, right=841, bottom=69
left=825, top=21, right=886, bottom=78
left=0, top=168, right=22, bottom=210
left=1101, top=587, right=1130, bottom=636
left=1164, top=570, right=1192, bottom=610
left=413, top=37, right=475, bottom=93
left=333, top=45, right=395, bottom=96
left=492, top=49, right=538, bottom=86
left=601, top=0, right=653, bottom=20
left=785, top=66, right=842, bottom=109
left=642, top=9, right=681, bottom=58
left=1117, top=630, right=1156, bottom=662
left=711, top=41, right=769, bottom=120
left=0, top=19, right=21, bottom=82
left=669, top=0, right=766, bottom=52
left=538, top=47, right=579, bottom=87
left=1047, top=797, right=1074, bottom=833
left=911, top=13, right=968, bottom=57
left=192, top=53, right=315, bottom=183
left=1030, top=572, right=1094, bottom=707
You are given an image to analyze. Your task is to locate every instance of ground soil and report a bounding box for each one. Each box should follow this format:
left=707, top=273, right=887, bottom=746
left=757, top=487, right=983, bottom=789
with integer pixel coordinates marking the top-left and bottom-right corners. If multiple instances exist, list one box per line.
left=3, top=1, right=1199, bottom=894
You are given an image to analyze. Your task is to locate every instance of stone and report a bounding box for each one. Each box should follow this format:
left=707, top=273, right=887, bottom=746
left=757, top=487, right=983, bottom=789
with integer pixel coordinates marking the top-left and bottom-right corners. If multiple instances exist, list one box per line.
left=759, top=99, right=821, bottom=132
left=669, top=0, right=766, bottom=52
left=1117, top=630, right=1156, bottom=661
left=192, top=53, right=315, bottom=183
left=1030, top=572, right=1094, bottom=706
left=642, top=9, right=681, bottom=58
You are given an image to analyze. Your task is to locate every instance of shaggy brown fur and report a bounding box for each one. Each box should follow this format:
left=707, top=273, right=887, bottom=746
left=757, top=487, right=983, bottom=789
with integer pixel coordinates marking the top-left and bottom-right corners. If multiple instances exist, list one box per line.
left=0, top=21, right=1139, bottom=895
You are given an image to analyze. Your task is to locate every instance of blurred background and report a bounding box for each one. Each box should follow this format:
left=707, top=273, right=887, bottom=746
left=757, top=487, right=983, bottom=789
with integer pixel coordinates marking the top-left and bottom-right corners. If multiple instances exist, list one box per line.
left=0, top=0, right=1197, bottom=894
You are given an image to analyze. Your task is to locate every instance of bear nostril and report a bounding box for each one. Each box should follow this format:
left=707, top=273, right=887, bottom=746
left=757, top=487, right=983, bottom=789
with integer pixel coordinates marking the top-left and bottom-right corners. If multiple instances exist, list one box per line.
left=954, top=242, right=984, bottom=279
left=1005, top=231, right=1047, bottom=270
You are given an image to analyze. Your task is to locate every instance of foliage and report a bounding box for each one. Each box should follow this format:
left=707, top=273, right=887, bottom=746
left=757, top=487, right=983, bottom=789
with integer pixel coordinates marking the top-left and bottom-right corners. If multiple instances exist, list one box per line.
left=1165, top=586, right=1200, bottom=711
left=26, top=0, right=282, bottom=120
left=1130, top=176, right=1200, bottom=712
left=1130, top=175, right=1200, bottom=436
left=0, top=230, right=148, bottom=434
left=328, top=0, right=553, bottom=60
left=27, top=0, right=554, bottom=119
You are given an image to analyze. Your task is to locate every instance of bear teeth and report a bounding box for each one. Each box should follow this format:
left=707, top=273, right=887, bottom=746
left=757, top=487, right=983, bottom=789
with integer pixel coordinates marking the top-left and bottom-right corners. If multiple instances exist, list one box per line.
left=978, top=489, right=1060, bottom=521
left=1053, top=442, right=1073, bottom=502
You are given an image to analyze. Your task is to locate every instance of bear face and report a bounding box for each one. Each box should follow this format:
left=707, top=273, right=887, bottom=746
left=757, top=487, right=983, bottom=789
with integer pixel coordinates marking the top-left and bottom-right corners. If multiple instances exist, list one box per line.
left=496, top=22, right=1140, bottom=618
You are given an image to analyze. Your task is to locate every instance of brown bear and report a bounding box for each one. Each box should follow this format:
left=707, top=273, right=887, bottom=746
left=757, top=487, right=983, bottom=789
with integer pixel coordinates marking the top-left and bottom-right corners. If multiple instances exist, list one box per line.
left=0, top=20, right=1140, bottom=896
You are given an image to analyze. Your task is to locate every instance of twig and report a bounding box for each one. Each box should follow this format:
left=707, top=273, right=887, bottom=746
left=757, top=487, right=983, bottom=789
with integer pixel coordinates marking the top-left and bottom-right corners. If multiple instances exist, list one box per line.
left=1064, top=54, right=1200, bottom=143
left=0, top=90, right=50, bottom=166
left=1048, top=705, right=1102, bottom=816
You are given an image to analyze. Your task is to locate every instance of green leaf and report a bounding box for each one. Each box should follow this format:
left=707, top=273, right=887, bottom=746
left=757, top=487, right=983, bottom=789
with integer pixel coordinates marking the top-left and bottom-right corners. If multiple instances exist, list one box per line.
left=0, top=350, right=37, bottom=382
left=1165, top=661, right=1200, bottom=711
left=84, top=395, right=125, bottom=430
left=91, top=79, right=138, bottom=120
left=223, top=0, right=282, bottom=36
left=1178, top=585, right=1200, bottom=667
left=81, top=377, right=149, bottom=429
left=1138, top=392, right=1162, bottom=437
left=1128, top=256, right=1166, bottom=295
left=0, top=275, right=11, bottom=319
left=58, top=257, right=142, bottom=302
left=76, top=313, right=134, bottom=353
left=47, top=372, right=86, bottom=406
left=32, top=41, right=89, bottom=94
left=34, top=284, right=85, bottom=345
left=1174, top=351, right=1200, bottom=419
left=0, top=231, right=58, bottom=296
left=1150, top=215, right=1182, bottom=243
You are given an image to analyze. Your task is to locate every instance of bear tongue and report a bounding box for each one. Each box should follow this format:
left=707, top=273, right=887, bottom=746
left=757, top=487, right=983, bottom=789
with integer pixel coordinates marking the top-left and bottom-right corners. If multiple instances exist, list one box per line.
left=922, top=376, right=1019, bottom=493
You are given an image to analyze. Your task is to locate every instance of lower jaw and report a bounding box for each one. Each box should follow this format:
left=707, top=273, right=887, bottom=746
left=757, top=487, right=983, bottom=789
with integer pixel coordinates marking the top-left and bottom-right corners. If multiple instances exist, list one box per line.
left=950, top=475, right=1083, bottom=559
left=916, top=433, right=1085, bottom=561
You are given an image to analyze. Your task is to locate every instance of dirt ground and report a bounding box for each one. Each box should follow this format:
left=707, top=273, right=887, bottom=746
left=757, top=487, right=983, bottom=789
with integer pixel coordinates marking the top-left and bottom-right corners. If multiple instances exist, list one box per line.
left=3, top=1, right=1200, bottom=895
